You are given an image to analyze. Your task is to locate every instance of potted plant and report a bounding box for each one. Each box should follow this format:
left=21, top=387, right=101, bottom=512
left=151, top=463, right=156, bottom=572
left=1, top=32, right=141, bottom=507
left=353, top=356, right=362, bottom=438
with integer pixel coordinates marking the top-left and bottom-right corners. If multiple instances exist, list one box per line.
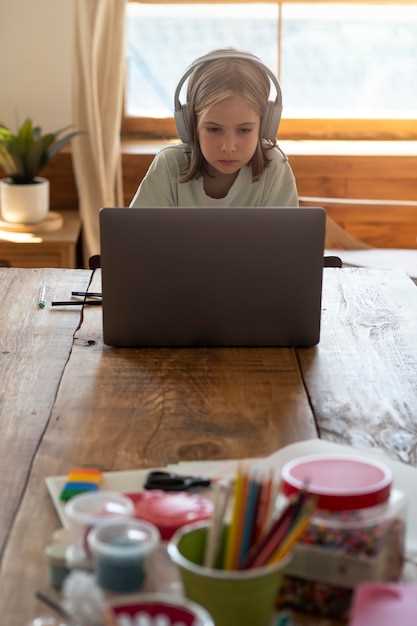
left=0, top=118, right=80, bottom=224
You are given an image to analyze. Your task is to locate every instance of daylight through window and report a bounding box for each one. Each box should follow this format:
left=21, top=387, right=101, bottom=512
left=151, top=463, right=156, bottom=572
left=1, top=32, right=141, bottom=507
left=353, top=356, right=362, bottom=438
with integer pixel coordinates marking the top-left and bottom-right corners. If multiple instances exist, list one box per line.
left=125, top=2, right=417, bottom=139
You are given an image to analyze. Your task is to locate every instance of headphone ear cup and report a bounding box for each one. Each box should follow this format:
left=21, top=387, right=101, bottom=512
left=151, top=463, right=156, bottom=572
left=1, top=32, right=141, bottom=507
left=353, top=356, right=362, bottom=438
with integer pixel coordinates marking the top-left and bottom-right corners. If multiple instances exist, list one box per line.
left=261, top=102, right=282, bottom=141
left=175, top=104, right=191, bottom=144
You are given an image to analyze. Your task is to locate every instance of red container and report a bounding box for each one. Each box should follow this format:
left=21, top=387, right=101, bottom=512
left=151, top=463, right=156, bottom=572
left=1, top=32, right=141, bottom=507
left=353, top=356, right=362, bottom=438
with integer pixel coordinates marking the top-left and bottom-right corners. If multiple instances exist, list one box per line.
left=110, top=592, right=214, bottom=625
left=281, top=454, right=393, bottom=510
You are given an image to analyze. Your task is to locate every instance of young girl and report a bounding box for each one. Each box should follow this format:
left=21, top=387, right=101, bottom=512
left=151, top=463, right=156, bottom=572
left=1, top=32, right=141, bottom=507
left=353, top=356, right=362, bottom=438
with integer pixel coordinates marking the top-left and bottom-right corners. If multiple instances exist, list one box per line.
left=130, top=49, right=298, bottom=208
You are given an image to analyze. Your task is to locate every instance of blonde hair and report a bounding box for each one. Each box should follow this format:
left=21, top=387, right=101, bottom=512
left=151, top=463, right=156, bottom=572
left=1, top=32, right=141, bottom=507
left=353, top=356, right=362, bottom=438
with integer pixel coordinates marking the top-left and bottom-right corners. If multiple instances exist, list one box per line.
left=179, top=50, right=276, bottom=183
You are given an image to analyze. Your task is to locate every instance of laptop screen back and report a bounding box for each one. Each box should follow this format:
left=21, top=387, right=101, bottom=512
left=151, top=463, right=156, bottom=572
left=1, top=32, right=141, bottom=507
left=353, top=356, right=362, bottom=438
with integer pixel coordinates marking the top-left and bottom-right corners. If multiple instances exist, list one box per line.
left=100, top=207, right=325, bottom=347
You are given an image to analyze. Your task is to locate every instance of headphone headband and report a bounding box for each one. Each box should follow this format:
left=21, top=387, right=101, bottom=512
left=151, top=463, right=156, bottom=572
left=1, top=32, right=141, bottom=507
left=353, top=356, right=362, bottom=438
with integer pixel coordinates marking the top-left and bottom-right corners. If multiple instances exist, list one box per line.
left=174, top=49, right=282, bottom=144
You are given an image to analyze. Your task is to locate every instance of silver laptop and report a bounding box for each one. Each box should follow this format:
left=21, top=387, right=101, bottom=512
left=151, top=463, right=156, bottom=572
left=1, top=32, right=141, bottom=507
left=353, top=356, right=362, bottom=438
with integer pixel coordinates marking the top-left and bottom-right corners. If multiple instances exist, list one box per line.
left=100, top=207, right=325, bottom=347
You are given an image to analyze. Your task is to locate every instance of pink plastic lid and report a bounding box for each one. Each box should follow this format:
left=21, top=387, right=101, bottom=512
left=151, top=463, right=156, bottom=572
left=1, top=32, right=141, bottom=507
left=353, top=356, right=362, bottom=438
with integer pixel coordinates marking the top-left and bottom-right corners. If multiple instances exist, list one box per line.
left=350, top=583, right=417, bottom=626
left=126, top=491, right=213, bottom=540
left=281, top=455, right=392, bottom=511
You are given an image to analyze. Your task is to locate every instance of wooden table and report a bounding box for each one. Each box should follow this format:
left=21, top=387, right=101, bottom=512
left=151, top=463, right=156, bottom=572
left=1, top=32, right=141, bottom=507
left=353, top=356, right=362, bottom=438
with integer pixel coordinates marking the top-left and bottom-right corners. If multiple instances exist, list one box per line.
left=0, top=210, right=81, bottom=268
left=1, top=267, right=417, bottom=626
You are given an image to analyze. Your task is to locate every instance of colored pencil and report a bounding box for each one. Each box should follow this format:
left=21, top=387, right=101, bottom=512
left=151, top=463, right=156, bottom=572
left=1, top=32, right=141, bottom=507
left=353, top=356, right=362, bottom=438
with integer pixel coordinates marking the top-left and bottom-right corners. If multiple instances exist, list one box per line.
left=231, top=468, right=249, bottom=569
left=210, top=465, right=316, bottom=572
left=263, top=478, right=280, bottom=537
left=224, top=467, right=245, bottom=570
left=249, top=500, right=297, bottom=568
left=239, top=476, right=261, bottom=568
left=204, top=481, right=231, bottom=568
left=242, top=497, right=296, bottom=569
left=253, top=470, right=273, bottom=543
left=268, top=498, right=316, bottom=565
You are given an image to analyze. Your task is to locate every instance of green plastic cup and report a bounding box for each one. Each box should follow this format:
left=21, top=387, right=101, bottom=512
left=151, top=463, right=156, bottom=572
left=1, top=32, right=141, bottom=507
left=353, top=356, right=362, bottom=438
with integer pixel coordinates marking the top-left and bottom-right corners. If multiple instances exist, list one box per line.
left=167, top=521, right=290, bottom=626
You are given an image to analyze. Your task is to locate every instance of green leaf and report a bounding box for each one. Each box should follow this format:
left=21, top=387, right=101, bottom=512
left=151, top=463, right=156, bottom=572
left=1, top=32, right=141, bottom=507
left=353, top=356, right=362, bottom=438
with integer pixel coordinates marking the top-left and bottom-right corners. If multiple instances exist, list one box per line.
left=37, top=134, right=55, bottom=170
left=7, top=137, right=25, bottom=177
left=32, top=126, right=42, bottom=141
left=47, top=130, right=81, bottom=160
left=51, top=124, right=74, bottom=138
left=0, top=118, right=80, bottom=181
left=25, top=137, right=46, bottom=180
left=18, top=118, right=33, bottom=144
left=0, top=145, right=18, bottom=175
left=0, top=126, right=13, bottom=145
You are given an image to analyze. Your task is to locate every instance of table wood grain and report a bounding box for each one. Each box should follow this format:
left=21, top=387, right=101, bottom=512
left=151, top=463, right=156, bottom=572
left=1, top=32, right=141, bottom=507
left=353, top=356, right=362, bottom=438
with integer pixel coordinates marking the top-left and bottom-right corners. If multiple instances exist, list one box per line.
left=0, top=269, right=90, bottom=554
left=0, top=267, right=416, bottom=626
left=298, top=269, right=417, bottom=464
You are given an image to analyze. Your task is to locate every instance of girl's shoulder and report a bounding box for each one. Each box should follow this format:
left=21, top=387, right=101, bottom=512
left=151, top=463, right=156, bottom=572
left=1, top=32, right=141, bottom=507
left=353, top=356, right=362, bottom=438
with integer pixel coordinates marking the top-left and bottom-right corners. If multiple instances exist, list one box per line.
left=260, top=144, right=294, bottom=183
left=156, top=143, right=190, bottom=172
left=264, top=144, right=290, bottom=167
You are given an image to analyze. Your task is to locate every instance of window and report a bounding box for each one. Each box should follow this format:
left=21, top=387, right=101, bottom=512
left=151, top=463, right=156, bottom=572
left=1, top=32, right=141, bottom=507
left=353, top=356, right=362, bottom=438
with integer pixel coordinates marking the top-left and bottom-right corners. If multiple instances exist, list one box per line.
left=124, top=2, right=417, bottom=140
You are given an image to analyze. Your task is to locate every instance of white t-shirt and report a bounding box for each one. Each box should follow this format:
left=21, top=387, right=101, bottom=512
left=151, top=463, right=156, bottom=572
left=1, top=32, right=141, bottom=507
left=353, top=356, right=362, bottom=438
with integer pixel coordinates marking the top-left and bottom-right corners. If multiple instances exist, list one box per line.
left=130, top=143, right=299, bottom=208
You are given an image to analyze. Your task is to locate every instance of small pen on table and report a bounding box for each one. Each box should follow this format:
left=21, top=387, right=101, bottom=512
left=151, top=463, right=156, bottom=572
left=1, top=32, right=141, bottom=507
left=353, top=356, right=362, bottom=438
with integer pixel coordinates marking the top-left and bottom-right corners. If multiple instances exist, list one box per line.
left=38, top=283, right=47, bottom=309
left=51, top=300, right=102, bottom=306
left=71, top=291, right=102, bottom=297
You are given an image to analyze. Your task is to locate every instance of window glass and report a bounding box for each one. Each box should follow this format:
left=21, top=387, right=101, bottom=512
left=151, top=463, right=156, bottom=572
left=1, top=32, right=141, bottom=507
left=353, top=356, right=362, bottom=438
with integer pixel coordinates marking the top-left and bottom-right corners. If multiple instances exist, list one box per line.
left=126, top=3, right=417, bottom=120
left=126, top=4, right=278, bottom=117
left=282, top=4, right=417, bottom=118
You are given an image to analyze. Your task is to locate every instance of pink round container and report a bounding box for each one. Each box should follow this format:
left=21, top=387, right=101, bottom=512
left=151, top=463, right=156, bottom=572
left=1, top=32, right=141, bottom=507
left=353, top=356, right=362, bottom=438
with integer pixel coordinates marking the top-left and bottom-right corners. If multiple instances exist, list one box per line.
left=127, top=490, right=213, bottom=540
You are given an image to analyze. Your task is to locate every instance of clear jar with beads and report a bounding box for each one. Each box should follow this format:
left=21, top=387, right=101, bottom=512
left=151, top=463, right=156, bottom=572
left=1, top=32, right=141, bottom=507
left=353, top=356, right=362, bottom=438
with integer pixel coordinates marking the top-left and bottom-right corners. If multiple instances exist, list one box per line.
left=276, top=455, right=406, bottom=620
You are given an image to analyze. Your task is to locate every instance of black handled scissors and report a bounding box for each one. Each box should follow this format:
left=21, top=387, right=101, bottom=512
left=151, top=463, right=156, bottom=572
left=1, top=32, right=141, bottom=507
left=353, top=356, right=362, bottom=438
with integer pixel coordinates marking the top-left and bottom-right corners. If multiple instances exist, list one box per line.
left=144, top=470, right=211, bottom=492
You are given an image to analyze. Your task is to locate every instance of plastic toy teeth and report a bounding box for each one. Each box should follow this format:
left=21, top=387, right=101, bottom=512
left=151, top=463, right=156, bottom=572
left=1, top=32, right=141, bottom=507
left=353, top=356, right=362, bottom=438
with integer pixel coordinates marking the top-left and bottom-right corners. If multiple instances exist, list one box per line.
left=116, top=615, right=187, bottom=626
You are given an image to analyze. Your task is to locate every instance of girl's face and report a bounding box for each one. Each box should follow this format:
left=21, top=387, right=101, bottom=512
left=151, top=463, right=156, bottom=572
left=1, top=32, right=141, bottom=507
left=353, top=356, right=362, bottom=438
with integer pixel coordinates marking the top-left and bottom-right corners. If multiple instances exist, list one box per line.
left=197, top=95, right=261, bottom=176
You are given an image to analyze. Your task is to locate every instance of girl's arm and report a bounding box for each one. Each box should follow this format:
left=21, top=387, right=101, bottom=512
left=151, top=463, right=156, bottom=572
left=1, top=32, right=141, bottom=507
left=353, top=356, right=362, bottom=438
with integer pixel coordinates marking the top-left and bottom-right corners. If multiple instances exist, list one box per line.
left=129, top=149, right=178, bottom=207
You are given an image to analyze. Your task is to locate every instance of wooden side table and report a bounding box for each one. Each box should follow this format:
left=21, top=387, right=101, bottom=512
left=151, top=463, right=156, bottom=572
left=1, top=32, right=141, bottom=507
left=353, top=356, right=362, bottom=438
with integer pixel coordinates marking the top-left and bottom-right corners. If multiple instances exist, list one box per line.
left=0, top=210, right=81, bottom=268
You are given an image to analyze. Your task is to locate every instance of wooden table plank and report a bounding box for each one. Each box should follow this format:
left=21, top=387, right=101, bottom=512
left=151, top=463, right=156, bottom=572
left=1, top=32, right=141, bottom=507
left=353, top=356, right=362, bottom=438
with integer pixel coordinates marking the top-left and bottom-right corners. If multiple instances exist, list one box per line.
left=0, top=269, right=318, bottom=625
left=36, top=269, right=318, bottom=468
left=298, top=268, right=417, bottom=464
left=0, top=268, right=90, bottom=558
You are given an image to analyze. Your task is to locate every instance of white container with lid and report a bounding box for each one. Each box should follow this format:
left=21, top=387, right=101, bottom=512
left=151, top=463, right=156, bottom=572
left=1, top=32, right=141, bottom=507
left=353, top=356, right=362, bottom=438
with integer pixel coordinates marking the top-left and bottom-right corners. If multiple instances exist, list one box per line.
left=64, top=491, right=135, bottom=567
left=278, top=454, right=406, bottom=619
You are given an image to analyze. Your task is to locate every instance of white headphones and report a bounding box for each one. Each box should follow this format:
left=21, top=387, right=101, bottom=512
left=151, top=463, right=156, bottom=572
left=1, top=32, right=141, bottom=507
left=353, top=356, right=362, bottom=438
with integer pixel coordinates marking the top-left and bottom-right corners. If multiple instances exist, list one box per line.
left=174, top=49, right=282, bottom=144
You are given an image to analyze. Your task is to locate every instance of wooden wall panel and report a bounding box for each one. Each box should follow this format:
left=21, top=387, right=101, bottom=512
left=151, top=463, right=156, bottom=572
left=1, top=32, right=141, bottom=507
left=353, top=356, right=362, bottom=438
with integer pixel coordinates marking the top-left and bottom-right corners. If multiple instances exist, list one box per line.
left=290, top=152, right=417, bottom=249
left=347, top=224, right=416, bottom=248
left=122, top=153, right=154, bottom=206
left=296, top=175, right=417, bottom=202
left=295, top=177, right=350, bottom=197
left=290, top=155, right=417, bottom=182
left=303, top=203, right=417, bottom=249
left=346, top=178, right=417, bottom=200
left=42, top=152, right=78, bottom=211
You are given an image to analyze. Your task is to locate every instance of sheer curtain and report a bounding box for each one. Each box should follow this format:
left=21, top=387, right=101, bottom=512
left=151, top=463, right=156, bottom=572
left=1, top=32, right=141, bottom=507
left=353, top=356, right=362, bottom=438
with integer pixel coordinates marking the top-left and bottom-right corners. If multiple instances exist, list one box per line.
left=72, top=0, right=127, bottom=262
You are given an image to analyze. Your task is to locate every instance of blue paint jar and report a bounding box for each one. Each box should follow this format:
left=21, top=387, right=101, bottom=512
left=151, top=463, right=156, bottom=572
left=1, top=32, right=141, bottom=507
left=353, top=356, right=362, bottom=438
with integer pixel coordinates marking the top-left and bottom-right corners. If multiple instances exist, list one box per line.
left=88, top=518, right=159, bottom=593
left=45, top=543, right=70, bottom=590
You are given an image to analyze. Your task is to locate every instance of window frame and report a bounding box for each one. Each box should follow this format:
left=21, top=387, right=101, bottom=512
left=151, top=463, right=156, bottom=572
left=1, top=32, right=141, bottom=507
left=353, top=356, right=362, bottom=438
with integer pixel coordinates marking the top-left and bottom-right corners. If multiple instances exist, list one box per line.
left=124, top=0, right=417, bottom=141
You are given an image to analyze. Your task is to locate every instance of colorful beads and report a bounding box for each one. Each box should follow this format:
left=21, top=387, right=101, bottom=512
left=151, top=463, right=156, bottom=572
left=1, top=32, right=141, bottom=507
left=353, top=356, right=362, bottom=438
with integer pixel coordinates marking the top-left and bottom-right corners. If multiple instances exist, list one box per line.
left=277, top=494, right=406, bottom=619
left=278, top=576, right=353, bottom=620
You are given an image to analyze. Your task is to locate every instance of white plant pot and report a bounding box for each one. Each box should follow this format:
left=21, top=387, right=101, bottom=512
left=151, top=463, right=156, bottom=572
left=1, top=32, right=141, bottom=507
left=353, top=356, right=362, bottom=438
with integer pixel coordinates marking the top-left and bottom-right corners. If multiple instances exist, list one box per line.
left=0, top=177, right=49, bottom=224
